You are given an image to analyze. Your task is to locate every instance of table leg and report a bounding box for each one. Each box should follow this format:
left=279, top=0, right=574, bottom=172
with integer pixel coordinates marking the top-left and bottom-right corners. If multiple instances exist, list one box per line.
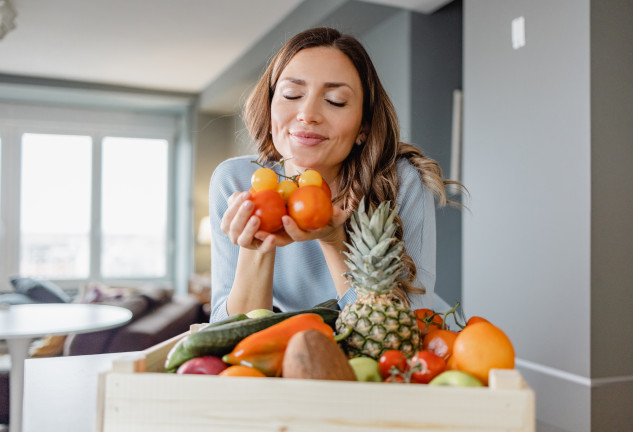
left=6, top=338, right=33, bottom=432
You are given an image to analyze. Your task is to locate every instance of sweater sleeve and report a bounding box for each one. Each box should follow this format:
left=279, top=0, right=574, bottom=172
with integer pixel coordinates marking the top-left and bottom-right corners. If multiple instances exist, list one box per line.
left=208, top=156, right=256, bottom=322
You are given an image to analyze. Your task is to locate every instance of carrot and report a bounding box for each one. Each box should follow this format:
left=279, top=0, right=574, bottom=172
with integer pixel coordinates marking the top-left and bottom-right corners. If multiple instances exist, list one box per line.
left=222, top=313, right=334, bottom=377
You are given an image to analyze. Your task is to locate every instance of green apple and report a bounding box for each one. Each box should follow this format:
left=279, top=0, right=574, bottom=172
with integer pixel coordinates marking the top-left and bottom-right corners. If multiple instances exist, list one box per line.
left=428, top=370, right=484, bottom=387
left=246, top=308, right=276, bottom=318
left=348, top=357, right=382, bottom=382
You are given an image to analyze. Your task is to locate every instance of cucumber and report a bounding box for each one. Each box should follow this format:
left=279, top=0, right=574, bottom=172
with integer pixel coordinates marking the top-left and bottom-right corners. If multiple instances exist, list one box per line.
left=163, top=313, right=248, bottom=372
left=312, top=298, right=340, bottom=310
left=183, top=307, right=340, bottom=358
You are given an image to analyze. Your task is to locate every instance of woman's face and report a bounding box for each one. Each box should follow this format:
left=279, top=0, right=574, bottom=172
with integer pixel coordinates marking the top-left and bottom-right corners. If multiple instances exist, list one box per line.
left=270, top=47, right=364, bottom=184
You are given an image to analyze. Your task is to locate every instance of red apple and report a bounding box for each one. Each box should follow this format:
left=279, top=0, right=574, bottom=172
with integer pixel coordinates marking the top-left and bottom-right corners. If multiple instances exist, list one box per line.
left=176, top=355, right=228, bottom=375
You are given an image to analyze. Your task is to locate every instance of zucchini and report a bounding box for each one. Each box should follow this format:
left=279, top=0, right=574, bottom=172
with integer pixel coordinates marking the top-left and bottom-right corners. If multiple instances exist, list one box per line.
left=183, top=307, right=340, bottom=359
left=163, top=313, right=248, bottom=372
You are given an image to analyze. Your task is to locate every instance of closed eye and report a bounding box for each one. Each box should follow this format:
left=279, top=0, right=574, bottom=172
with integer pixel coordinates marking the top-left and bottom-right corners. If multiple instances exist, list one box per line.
left=327, top=100, right=346, bottom=107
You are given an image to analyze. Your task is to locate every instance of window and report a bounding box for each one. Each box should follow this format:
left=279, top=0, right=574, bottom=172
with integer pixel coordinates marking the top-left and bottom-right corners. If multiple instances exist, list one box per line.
left=18, top=133, right=171, bottom=281
left=101, top=137, right=168, bottom=278
left=0, top=102, right=184, bottom=291
left=20, top=134, right=92, bottom=279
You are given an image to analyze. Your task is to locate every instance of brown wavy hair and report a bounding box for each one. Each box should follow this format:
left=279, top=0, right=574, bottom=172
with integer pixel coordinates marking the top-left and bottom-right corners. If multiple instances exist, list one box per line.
left=243, top=27, right=463, bottom=305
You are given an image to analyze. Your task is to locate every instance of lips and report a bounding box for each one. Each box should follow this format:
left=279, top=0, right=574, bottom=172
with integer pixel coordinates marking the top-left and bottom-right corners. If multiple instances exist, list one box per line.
left=290, top=130, right=327, bottom=146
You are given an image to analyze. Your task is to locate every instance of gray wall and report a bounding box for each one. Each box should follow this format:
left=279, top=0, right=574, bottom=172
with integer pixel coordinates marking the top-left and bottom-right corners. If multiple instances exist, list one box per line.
left=590, top=0, right=633, bottom=429
left=361, top=11, right=412, bottom=141
left=362, top=3, right=464, bottom=309
left=411, top=1, right=463, bottom=308
left=463, top=0, right=632, bottom=431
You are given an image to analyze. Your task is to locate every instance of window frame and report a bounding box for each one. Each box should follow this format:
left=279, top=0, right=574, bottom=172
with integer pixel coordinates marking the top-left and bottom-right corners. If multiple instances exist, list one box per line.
left=0, top=102, right=181, bottom=291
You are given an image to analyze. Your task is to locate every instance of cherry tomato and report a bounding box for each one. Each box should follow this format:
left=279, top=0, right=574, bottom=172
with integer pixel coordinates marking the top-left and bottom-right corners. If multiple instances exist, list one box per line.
left=251, top=167, right=278, bottom=192
left=409, top=350, right=446, bottom=384
left=287, top=185, right=333, bottom=230
left=384, top=374, right=405, bottom=383
left=249, top=189, right=287, bottom=233
left=276, top=179, right=298, bottom=202
left=414, top=309, right=444, bottom=336
left=423, top=329, right=458, bottom=361
left=297, top=169, right=323, bottom=187
left=378, top=350, right=408, bottom=379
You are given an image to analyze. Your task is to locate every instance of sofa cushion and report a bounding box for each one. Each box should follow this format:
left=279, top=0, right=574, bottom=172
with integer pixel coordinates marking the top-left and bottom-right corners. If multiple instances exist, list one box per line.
left=138, top=285, right=173, bottom=309
left=0, top=292, right=35, bottom=305
left=105, top=295, right=201, bottom=353
left=10, top=277, right=71, bottom=303
left=63, top=294, right=150, bottom=356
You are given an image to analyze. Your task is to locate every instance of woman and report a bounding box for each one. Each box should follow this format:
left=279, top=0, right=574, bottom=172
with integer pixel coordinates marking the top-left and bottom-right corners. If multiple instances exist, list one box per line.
left=209, top=27, right=460, bottom=322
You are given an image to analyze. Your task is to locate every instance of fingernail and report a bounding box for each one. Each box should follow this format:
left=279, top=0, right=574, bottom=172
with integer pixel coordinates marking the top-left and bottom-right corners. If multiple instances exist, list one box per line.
left=242, top=200, right=253, bottom=210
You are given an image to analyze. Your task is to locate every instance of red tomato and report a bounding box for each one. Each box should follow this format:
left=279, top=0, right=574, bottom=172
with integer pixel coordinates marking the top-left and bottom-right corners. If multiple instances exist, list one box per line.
left=378, top=350, right=408, bottom=380
left=467, top=316, right=490, bottom=326
left=409, top=350, right=446, bottom=384
left=423, top=329, right=458, bottom=361
left=320, top=178, right=332, bottom=200
left=384, top=374, right=405, bottom=383
left=287, top=185, right=333, bottom=230
left=414, top=309, right=444, bottom=336
left=249, top=189, right=287, bottom=233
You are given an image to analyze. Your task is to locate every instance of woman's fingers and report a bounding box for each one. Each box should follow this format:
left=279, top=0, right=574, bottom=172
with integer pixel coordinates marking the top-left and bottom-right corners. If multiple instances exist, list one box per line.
left=221, top=191, right=250, bottom=234
left=235, top=215, right=260, bottom=247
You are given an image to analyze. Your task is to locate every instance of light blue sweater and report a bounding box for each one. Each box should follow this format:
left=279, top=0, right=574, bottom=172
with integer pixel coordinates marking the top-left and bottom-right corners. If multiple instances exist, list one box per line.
left=208, top=155, right=437, bottom=322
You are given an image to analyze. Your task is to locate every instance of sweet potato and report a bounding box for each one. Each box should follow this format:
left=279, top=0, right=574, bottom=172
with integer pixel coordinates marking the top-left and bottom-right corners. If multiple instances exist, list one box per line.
left=282, top=329, right=356, bottom=381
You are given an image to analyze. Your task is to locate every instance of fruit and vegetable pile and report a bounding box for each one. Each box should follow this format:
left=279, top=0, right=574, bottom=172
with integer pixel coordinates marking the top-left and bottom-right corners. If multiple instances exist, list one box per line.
left=248, top=164, right=333, bottom=232
left=165, top=188, right=515, bottom=388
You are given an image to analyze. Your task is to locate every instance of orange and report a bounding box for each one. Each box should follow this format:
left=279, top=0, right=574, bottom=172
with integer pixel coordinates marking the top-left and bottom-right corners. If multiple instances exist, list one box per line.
left=452, top=322, right=515, bottom=385
left=218, top=365, right=266, bottom=378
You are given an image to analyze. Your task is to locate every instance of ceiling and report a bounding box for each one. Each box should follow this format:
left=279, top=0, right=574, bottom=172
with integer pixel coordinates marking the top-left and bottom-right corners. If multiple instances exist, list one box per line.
left=0, top=0, right=453, bottom=96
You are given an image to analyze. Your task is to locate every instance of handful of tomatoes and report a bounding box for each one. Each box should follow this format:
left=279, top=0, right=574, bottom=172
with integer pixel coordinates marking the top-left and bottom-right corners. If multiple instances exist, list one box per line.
left=379, top=304, right=515, bottom=386
left=249, top=166, right=333, bottom=232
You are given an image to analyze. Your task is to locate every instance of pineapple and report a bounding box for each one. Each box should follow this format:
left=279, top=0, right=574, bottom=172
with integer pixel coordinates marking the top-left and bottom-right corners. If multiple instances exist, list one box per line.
left=336, top=198, right=420, bottom=359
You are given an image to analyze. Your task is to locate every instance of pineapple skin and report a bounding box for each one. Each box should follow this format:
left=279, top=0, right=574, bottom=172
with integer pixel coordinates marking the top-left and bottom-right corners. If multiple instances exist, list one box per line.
left=336, top=293, right=420, bottom=359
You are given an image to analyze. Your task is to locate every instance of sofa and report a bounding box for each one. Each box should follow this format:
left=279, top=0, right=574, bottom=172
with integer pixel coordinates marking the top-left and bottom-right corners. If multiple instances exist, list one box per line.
left=0, top=278, right=207, bottom=425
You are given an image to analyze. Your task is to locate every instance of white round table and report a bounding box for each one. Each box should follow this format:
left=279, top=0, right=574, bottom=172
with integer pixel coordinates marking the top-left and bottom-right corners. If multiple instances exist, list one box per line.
left=0, top=303, right=133, bottom=432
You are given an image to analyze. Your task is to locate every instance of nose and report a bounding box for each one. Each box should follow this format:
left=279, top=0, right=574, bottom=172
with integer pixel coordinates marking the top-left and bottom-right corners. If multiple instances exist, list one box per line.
left=296, top=95, right=322, bottom=124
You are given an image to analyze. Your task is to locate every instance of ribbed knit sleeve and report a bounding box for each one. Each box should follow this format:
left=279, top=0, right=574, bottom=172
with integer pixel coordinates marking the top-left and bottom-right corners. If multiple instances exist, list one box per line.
left=209, top=156, right=257, bottom=322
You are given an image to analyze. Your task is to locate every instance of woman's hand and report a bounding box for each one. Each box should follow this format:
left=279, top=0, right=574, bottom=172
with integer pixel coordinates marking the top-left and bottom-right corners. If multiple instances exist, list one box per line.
left=254, top=205, right=349, bottom=248
left=220, top=191, right=276, bottom=253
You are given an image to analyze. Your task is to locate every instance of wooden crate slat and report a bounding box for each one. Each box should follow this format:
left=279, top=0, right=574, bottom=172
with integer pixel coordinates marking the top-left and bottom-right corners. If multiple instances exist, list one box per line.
left=102, top=370, right=534, bottom=432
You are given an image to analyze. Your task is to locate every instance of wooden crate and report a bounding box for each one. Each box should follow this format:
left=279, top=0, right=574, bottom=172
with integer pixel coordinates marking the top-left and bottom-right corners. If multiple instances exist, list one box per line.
left=97, top=324, right=535, bottom=432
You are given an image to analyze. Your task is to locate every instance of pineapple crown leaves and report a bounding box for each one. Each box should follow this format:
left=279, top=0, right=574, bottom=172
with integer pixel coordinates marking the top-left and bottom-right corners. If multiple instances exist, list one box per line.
left=343, top=197, right=405, bottom=296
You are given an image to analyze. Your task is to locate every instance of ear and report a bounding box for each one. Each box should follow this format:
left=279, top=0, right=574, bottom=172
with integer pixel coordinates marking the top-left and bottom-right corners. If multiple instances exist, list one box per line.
left=355, top=128, right=367, bottom=146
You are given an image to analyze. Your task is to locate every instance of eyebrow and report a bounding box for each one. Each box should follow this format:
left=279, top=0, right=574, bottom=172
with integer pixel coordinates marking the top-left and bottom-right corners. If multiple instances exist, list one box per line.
left=280, top=77, right=353, bottom=91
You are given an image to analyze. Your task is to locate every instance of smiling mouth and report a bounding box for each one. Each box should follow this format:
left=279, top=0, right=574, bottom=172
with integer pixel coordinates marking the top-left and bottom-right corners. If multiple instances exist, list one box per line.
left=290, top=131, right=327, bottom=146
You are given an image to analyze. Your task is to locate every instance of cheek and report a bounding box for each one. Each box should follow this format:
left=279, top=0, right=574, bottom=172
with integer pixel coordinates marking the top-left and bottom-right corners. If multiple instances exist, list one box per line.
left=270, top=101, right=290, bottom=136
